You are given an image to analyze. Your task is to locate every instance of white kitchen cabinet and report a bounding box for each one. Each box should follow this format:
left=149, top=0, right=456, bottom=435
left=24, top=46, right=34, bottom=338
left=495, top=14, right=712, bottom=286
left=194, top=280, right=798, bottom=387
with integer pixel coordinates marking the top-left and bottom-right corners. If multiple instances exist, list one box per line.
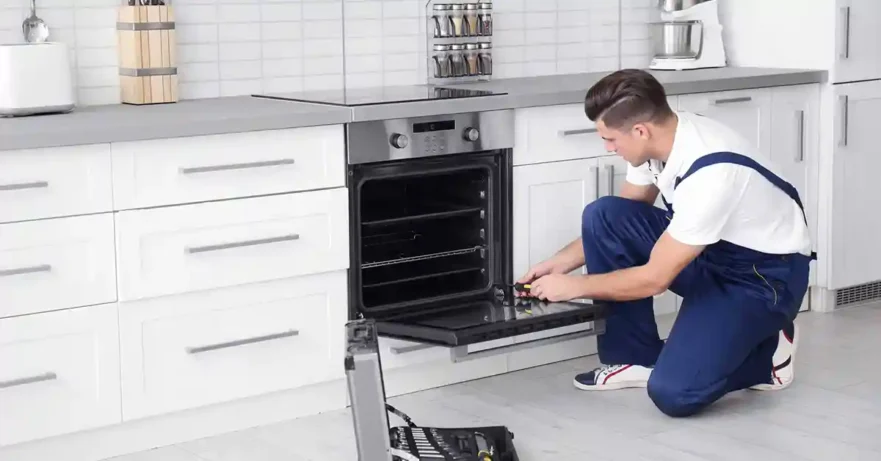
left=721, top=0, right=881, bottom=84
left=513, top=158, right=600, bottom=279
left=114, top=188, right=349, bottom=301
left=0, top=213, right=117, bottom=318
left=770, top=85, right=821, bottom=291
left=514, top=104, right=609, bottom=166
left=0, top=303, right=121, bottom=447
left=111, top=125, right=345, bottom=210
left=678, top=88, right=773, bottom=159
left=834, top=0, right=881, bottom=84
left=827, top=80, right=881, bottom=290
left=0, top=144, right=113, bottom=224
left=118, top=271, right=347, bottom=420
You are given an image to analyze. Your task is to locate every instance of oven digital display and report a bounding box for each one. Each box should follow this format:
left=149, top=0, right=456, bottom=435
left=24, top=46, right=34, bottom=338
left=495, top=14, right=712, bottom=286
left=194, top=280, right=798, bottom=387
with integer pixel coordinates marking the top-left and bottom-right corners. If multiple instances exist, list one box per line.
left=413, top=120, right=455, bottom=133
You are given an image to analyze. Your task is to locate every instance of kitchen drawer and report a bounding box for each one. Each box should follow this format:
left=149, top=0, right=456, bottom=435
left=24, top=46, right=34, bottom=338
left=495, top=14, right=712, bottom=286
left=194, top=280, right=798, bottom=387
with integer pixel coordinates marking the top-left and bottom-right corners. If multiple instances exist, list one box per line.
left=0, top=144, right=113, bottom=223
left=111, top=125, right=345, bottom=209
left=0, top=214, right=117, bottom=318
left=115, top=188, right=349, bottom=301
left=0, top=303, right=121, bottom=447
left=514, top=104, right=608, bottom=166
left=118, top=270, right=347, bottom=420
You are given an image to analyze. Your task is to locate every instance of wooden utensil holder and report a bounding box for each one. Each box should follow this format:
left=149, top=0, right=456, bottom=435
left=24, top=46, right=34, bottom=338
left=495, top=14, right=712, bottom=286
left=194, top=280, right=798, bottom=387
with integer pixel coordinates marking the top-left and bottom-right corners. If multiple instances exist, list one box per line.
left=117, top=6, right=177, bottom=105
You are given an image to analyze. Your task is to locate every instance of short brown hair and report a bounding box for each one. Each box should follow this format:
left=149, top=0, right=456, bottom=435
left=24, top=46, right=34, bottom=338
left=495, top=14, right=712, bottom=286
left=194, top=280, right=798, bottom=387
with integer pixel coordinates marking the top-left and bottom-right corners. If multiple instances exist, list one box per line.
left=584, top=69, right=674, bottom=129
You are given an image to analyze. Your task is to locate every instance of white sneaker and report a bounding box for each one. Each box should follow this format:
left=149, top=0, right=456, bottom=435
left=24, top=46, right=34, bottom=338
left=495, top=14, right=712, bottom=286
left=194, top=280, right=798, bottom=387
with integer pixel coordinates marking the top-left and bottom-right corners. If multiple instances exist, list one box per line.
left=573, top=364, right=653, bottom=391
left=751, top=322, right=799, bottom=391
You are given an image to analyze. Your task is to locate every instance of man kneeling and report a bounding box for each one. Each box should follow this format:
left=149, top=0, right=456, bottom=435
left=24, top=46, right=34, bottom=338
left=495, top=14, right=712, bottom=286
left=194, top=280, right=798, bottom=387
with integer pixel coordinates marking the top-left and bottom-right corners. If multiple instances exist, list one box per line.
left=518, top=69, right=813, bottom=417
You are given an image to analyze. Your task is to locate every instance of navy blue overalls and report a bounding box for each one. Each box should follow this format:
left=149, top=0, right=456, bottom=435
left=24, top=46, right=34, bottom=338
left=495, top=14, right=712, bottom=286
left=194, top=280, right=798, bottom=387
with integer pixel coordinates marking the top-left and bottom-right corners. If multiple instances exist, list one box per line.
left=580, top=151, right=814, bottom=417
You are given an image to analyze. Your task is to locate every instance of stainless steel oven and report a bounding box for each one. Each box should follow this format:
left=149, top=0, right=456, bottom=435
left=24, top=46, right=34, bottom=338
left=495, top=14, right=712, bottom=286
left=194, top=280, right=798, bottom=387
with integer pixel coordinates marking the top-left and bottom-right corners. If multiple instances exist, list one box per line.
left=346, top=109, right=607, bottom=361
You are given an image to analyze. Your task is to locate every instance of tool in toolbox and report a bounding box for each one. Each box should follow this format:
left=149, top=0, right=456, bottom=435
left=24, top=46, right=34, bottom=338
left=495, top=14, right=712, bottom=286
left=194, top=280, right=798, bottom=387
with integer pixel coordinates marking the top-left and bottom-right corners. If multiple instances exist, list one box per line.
left=345, top=319, right=520, bottom=461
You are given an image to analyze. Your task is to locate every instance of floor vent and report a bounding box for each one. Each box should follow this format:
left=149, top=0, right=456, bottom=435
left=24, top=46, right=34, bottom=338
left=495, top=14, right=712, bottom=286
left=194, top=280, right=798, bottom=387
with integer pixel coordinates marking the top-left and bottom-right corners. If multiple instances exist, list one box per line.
left=836, top=281, right=881, bottom=307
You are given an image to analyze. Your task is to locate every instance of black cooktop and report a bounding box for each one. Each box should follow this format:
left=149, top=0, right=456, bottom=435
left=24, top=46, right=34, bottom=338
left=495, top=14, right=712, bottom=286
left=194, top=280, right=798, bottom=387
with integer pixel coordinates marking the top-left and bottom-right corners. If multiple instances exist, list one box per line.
left=253, top=85, right=507, bottom=107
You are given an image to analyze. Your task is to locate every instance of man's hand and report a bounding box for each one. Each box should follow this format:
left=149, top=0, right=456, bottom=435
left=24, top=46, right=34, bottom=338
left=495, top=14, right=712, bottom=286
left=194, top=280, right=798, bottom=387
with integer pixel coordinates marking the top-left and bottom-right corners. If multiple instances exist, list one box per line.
left=517, top=259, right=559, bottom=284
left=529, top=273, right=584, bottom=302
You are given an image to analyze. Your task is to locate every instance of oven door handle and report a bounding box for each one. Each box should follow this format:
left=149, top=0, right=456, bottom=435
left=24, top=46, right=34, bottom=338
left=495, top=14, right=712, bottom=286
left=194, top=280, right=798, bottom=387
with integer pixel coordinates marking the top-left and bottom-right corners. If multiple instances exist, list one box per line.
left=447, top=319, right=606, bottom=363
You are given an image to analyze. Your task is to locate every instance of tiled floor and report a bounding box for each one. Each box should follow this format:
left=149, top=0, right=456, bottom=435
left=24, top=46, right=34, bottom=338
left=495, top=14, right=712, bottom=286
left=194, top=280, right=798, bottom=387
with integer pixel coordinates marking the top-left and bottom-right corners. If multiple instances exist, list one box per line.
left=106, top=302, right=881, bottom=461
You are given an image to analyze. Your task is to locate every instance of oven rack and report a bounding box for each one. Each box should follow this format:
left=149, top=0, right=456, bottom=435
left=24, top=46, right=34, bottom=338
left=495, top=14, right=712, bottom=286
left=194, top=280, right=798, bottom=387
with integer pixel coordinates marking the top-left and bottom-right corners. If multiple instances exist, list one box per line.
left=361, top=245, right=484, bottom=269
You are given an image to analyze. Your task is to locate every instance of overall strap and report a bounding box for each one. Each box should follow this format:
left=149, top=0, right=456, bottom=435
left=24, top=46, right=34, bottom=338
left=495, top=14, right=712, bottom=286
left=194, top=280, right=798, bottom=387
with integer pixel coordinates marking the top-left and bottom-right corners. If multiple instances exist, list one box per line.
left=673, top=151, right=816, bottom=260
left=674, top=152, right=808, bottom=225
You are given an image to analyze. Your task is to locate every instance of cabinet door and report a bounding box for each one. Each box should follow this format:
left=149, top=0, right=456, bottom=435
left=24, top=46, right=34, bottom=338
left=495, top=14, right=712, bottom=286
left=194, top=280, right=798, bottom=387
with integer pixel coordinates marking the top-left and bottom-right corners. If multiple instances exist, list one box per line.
left=678, top=89, right=773, bottom=159
left=512, top=159, right=599, bottom=279
left=770, top=85, right=820, bottom=289
left=828, top=80, right=881, bottom=289
left=834, top=0, right=881, bottom=83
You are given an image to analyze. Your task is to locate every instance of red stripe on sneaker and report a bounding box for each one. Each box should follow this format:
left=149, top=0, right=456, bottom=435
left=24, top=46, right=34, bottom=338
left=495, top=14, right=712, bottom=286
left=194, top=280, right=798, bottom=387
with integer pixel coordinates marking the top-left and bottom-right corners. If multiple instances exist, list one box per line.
left=783, top=330, right=793, bottom=343
left=602, top=365, right=632, bottom=385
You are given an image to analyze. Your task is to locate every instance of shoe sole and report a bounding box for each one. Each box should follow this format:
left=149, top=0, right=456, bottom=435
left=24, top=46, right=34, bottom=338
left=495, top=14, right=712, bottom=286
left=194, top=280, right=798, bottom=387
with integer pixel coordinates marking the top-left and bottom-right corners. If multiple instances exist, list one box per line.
left=573, top=378, right=648, bottom=391
left=752, top=323, right=799, bottom=391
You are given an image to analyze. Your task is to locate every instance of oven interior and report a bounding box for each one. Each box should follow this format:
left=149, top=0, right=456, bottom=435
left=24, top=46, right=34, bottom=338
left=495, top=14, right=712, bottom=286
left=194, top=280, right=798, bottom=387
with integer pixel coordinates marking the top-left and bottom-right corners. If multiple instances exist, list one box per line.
left=349, top=152, right=509, bottom=318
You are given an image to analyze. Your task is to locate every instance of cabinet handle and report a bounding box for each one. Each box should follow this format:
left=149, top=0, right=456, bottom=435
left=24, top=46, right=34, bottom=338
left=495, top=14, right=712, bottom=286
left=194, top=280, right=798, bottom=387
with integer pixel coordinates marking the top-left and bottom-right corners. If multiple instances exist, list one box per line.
left=712, top=96, right=752, bottom=105
left=559, top=128, right=598, bottom=137
left=605, top=164, right=615, bottom=196
left=0, top=264, right=51, bottom=278
left=186, top=329, right=299, bottom=354
left=839, top=6, right=851, bottom=60
left=389, top=344, right=435, bottom=355
left=590, top=166, right=599, bottom=198
left=186, top=234, right=300, bottom=254
left=839, top=95, right=849, bottom=147
left=179, top=159, right=295, bottom=175
left=0, top=181, right=49, bottom=192
left=795, top=110, right=805, bottom=163
left=0, top=372, right=57, bottom=390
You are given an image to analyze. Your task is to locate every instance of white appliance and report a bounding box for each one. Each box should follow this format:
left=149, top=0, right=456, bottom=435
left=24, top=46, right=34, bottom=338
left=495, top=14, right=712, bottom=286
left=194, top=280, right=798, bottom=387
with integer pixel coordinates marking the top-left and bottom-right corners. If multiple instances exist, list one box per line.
left=0, top=42, right=75, bottom=117
left=649, top=0, right=727, bottom=71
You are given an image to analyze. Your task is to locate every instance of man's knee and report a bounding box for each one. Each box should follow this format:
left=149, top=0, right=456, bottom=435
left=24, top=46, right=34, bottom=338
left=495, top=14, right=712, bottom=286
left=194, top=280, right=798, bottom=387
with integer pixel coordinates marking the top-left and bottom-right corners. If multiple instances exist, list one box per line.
left=582, top=195, right=625, bottom=237
left=646, top=373, right=707, bottom=418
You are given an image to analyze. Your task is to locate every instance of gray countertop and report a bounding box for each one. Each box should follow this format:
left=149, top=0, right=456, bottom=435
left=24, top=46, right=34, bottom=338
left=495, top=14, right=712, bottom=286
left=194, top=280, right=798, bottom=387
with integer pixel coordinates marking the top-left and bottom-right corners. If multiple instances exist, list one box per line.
left=0, top=67, right=826, bottom=151
left=0, top=96, right=352, bottom=151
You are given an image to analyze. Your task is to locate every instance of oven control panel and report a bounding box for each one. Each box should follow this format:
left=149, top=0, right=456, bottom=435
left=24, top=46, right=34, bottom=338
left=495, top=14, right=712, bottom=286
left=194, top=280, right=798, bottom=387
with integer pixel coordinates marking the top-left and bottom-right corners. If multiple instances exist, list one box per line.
left=347, top=110, right=514, bottom=164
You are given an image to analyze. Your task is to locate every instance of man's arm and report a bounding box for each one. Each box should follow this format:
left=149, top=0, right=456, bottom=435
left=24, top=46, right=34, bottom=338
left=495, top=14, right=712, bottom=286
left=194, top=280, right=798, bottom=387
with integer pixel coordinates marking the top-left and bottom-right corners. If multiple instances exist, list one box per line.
left=529, top=232, right=704, bottom=302
left=620, top=182, right=659, bottom=205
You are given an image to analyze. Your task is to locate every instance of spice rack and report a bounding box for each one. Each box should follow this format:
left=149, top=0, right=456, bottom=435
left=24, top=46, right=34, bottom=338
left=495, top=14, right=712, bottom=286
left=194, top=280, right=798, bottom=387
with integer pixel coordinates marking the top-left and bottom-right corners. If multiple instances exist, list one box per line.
left=116, top=4, right=178, bottom=105
left=425, top=1, right=493, bottom=85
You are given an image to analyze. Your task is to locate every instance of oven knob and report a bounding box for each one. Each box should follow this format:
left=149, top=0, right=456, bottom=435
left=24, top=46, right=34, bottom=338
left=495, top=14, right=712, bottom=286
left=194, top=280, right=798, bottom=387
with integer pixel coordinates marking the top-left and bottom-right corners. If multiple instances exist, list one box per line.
left=463, top=127, right=480, bottom=142
left=390, top=133, right=409, bottom=149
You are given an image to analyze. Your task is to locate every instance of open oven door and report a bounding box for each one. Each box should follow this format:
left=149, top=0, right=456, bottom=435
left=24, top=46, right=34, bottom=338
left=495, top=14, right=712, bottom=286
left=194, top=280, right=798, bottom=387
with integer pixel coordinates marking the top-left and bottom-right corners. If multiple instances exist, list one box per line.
left=371, top=291, right=608, bottom=363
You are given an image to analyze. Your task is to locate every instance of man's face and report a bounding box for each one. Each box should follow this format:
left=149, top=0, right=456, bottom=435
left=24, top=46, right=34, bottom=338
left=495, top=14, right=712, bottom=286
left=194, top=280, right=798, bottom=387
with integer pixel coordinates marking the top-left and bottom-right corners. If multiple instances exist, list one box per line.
left=596, top=119, right=651, bottom=167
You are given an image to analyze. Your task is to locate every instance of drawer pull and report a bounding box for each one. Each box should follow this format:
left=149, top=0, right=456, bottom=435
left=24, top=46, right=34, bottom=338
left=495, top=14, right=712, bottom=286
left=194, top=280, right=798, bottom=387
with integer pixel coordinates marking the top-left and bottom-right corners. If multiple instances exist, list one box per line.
left=712, top=96, right=752, bottom=105
left=605, top=164, right=615, bottom=196
left=179, top=159, right=296, bottom=175
left=390, top=344, right=435, bottom=355
left=0, top=181, right=49, bottom=192
left=796, top=110, right=805, bottom=163
left=559, top=128, right=598, bottom=137
left=0, top=264, right=52, bottom=277
left=0, top=372, right=57, bottom=390
left=186, top=234, right=300, bottom=254
left=186, top=329, right=300, bottom=354
left=839, top=6, right=851, bottom=60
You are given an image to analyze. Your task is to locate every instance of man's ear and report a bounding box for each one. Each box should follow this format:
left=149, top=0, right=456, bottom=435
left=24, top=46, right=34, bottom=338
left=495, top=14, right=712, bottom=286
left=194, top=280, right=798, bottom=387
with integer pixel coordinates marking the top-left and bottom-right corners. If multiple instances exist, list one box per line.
left=632, top=123, right=650, bottom=139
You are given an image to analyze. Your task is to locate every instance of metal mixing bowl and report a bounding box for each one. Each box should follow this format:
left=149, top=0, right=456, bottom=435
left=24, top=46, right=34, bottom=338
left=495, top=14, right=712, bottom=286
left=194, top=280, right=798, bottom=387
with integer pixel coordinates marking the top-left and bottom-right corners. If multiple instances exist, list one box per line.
left=657, top=0, right=710, bottom=13
left=650, top=20, right=703, bottom=59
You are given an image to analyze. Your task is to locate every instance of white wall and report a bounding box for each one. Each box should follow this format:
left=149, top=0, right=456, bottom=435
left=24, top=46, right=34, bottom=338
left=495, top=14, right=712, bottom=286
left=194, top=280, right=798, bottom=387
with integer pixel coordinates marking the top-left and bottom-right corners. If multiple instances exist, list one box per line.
left=0, top=0, right=657, bottom=105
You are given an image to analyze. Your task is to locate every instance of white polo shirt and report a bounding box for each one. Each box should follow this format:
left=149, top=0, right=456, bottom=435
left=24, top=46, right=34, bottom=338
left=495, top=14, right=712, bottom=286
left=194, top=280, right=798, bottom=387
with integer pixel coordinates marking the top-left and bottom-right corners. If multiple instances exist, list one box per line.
left=625, top=111, right=812, bottom=256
